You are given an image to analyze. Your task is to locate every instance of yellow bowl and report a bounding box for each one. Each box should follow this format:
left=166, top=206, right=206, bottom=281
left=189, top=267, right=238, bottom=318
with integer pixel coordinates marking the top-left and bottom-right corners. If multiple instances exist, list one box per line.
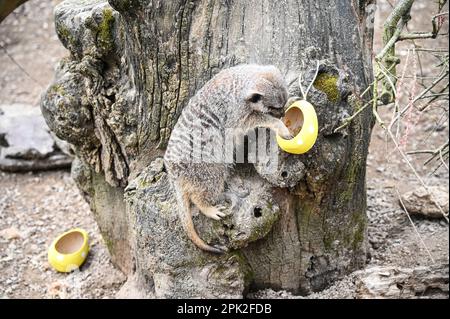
left=276, top=100, right=318, bottom=154
left=48, top=228, right=89, bottom=273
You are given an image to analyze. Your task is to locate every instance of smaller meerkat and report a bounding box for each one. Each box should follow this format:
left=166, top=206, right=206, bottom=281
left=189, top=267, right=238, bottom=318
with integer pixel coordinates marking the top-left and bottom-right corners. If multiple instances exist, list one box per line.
left=164, top=64, right=291, bottom=253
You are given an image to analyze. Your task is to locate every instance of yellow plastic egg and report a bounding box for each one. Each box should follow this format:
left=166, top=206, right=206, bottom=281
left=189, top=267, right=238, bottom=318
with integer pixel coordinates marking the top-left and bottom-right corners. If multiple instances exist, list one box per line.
left=276, top=100, right=318, bottom=154
left=48, top=228, right=89, bottom=273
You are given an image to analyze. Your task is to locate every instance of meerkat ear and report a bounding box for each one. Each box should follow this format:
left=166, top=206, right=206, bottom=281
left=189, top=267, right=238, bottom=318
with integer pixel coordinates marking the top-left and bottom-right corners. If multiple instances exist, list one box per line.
left=246, top=91, right=264, bottom=104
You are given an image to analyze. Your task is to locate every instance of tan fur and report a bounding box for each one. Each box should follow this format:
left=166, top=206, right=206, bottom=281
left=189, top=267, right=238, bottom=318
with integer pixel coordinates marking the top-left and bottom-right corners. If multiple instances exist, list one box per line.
left=164, top=64, right=290, bottom=253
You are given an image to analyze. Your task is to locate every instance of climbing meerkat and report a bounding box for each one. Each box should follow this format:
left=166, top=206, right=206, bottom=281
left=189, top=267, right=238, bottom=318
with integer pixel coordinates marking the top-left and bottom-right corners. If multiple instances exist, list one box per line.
left=164, top=64, right=291, bottom=254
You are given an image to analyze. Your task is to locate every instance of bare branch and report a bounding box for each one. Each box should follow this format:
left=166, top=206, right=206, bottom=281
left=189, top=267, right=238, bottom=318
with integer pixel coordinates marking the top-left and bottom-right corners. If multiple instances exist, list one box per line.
left=0, top=43, right=43, bottom=87
left=386, top=128, right=449, bottom=221
left=423, top=141, right=449, bottom=166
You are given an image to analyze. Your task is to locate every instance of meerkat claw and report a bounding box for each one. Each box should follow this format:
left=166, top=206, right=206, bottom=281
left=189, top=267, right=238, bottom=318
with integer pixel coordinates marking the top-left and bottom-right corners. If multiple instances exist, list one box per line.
left=217, top=204, right=232, bottom=217
left=213, top=245, right=229, bottom=253
left=202, top=207, right=226, bottom=220
left=210, top=214, right=222, bottom=221
left=216, top=211, right=227, bottom=218
left=279, top=126, right=293, bottom=139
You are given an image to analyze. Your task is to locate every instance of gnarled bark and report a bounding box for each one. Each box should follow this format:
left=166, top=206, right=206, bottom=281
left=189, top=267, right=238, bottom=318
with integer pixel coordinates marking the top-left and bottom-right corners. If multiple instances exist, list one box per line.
left=41, top=0, right=375, bottom=297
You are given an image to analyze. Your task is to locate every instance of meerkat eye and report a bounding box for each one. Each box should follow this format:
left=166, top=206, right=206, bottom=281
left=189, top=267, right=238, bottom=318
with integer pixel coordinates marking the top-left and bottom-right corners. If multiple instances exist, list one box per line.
left=248, top=93, right=263, bottom=103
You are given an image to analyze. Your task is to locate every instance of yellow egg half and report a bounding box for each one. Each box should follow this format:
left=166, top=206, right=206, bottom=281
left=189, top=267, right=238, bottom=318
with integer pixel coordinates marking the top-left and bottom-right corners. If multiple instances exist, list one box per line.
left=48, top=228, right=89, bottom=273
left=276, top=100, right=318, bottom=154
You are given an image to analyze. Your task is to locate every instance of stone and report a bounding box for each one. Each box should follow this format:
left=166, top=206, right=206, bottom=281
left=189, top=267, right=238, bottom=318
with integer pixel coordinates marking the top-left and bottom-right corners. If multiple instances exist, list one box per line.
left=47, top=281, right=68, bottom=299
left=0, top=104, right=72, bottom=172
left=401, top=186, right=449, bottom=219
left=0, top=227, right=21, bottom=240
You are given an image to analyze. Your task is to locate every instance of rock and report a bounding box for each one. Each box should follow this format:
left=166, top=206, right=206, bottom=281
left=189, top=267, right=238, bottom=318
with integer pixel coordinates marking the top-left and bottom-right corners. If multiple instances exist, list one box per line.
left=47, top=281, right=68, bottom=299
left=400, top=186, right=449, bottom=219
left=42, top=262, right=51, bottom=271
left=0, top=227, right=21, bottom=240
left=0, top=104, right=72, bottom=172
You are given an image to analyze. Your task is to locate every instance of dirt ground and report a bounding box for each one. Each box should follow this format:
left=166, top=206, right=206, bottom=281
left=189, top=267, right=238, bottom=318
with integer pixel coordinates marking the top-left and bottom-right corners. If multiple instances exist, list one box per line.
left=0, top=0, right=448, bottom=299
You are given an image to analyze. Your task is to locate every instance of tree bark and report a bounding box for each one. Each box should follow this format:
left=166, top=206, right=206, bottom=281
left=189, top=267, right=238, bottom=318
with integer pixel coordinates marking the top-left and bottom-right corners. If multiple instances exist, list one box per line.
left=355, top=264, right=449, bottom=299
left=41, top=0, right=375, bottom=298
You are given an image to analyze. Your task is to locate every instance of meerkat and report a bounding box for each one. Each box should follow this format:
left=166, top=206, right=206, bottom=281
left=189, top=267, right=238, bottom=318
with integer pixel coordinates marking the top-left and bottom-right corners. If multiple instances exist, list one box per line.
left=164, top=64, right=291, bottom=254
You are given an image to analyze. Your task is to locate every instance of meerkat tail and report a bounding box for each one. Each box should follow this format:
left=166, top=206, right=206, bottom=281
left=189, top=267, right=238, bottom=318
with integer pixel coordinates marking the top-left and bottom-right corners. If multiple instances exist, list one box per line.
left=178, top=195, right=225, bottom=254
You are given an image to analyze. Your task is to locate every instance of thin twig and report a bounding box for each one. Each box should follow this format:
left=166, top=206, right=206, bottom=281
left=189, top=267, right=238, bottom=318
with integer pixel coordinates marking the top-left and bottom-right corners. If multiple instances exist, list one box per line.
left=389, top=70, right=448, bottom=124
left=398, top=32, right=448, bottom=40
left=419, top=82, right=449, bottom=111
left=438, top=148, right=449, bottom=171
left=407, top=150, right=437, bottom=155
left=414, top=48, right=448, bottom=52
left=423, top=141, right=449, bottom=166
left=378, top=62, right=398, bottom=96
left=386, top=128, right=449, bottom=221
left=372, top=64, right=385, bottom=127
left=391, top=48, right=412, bottom=137
left=418, top=93, right=449, bottom=100
left=0, top=43, right=43, bottom=88
left=333, top=99, right=374, bottom=132
left=395, top=188, right=436, bottom=264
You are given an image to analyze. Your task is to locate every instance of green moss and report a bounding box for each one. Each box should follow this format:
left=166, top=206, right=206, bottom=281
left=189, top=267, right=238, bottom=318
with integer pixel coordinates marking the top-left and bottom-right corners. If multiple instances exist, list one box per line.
left=48, top=84, right=66, bottom=97
left=323, top=233, right=335, bottom=251
left=57, top=24, right=70, bottom=40
left=323, top=211, right=366, bottom=252
left=350, top=212, right=366, bottom=250
left=339, top=157, right=362, bottom=202
left=56, top=23, right=76, bottom=48
left=232, top=251, right=254, bottom=285
left=352, top=220, right=365, bottom=250
left=137, top=171, right=164, bottom=189
left=98, top=8, right=115, bottom=52
left=138, top=178, right=151, bottom=189
left=347, top=160, right=360, bottom=184
left=104, top=236, right=114, bottom=253
left=313, top=73, right=340, bottom=103
left=322, top=225, right=341, bottom=252
left=296, top=198, right=319, bottom=241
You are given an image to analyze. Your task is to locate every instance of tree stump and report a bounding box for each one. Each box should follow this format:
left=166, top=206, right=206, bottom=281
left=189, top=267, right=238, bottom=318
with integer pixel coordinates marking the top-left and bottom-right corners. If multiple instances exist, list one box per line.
left=41, top=0, right=375, bottom=298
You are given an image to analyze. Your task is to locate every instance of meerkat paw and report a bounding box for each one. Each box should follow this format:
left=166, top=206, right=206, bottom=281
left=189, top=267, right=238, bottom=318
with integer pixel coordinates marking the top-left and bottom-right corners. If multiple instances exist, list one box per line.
left=216, top=204, right=228, bottom=211
left=202, top=206, right=228, bottom=221
left=278, top=124, right=293, bottom=139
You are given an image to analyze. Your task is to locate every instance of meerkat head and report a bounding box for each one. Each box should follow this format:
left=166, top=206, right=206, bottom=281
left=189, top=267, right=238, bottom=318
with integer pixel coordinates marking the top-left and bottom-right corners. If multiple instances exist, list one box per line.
left=244, top=66, right=288, bottom=118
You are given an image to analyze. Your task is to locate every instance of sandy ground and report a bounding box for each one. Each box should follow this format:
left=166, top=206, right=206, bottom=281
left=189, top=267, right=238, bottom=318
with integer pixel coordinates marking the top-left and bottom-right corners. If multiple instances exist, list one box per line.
left=0, top=171, right=125, bottom=298
left=0, top=0, right=448, bottom=299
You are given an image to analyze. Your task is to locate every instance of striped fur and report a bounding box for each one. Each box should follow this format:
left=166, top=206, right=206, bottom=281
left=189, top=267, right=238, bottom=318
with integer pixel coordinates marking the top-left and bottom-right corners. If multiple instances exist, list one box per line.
left=164, top=64, right=290, bottom=253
